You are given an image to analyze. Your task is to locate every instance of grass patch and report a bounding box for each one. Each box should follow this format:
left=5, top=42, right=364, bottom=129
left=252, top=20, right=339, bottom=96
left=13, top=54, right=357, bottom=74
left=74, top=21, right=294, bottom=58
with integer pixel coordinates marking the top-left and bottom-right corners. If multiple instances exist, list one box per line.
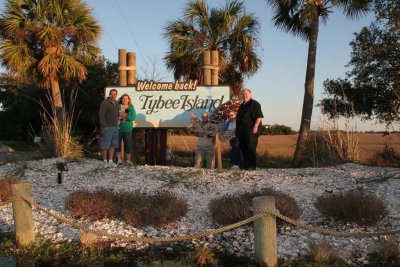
left=367, top=236, right=400, bottom=267
left=315, top=190, right=386, bottom=226
left=280, top=240, right=349, bottom=267
left=66, top=189, right=188, bottom=227
left=209, top=187, right=301, bottom=226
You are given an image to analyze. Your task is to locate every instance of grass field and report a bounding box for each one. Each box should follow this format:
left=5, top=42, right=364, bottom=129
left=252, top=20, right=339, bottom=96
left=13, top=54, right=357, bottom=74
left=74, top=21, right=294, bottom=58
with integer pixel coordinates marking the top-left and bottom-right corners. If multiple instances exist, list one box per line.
left=169, top=133, right=400, bottom=163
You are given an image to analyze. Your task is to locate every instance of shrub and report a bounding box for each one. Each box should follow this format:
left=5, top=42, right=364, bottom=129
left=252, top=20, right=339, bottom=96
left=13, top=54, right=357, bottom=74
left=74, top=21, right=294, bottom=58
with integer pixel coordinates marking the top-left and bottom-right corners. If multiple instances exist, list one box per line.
left=315, top=190, right=386, bottom=226
left=371, top=142, right=400, bottom=167
left=66, top=189, right=188, bottom=227
left=65, top=188, right=116, bottom=220
left=367, top=236, right=400, bottom=267
left=0, top=176, right=19, bottom=201
left=209, top=187, right=301, bottom=226
left=118, top=191, right=188, bottom=227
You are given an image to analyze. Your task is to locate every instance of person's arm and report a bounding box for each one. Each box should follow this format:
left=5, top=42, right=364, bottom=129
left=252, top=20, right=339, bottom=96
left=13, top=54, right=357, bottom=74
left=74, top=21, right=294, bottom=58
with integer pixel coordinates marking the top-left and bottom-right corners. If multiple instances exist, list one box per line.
left=252, top=101, right=264, bottom=135
left=252, top=118, right=262, bottom=135
left=126, top=105, right=136, bottom=122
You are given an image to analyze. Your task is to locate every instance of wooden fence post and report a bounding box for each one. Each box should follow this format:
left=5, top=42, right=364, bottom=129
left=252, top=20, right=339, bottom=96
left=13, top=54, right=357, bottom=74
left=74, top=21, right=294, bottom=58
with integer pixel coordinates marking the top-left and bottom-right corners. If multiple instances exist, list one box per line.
left=252, top=196, right=277, bottom=267
left=11, top=183, right=35, bottom=248
left=127, top=51, right=136, bottom=85
left=202, top=50, right=211, bottom=85
left=118, top=48, right=127, bottom=86
left=211, top=50, right=219, bottom=85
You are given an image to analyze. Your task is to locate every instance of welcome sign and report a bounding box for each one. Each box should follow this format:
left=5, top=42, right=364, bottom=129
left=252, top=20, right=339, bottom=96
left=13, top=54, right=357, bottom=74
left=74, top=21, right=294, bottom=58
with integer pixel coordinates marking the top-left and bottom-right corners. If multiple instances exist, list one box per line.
left=105, top=80, right=230, bottom=128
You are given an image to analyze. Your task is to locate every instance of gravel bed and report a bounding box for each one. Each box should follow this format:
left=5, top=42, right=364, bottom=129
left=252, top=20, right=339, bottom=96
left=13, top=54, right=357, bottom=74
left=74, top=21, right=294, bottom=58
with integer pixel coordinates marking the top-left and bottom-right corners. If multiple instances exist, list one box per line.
left=0, top=158, right=399, bottom=264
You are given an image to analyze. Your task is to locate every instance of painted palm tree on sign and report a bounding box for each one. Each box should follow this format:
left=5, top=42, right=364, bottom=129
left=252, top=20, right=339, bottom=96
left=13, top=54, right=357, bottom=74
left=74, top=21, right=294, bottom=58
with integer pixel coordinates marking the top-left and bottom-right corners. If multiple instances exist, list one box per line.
left=0, top=0, right=101, bottom=122
left=265, top=0, right=371, bottom=162
left=164, top=0, right=261, bottom=96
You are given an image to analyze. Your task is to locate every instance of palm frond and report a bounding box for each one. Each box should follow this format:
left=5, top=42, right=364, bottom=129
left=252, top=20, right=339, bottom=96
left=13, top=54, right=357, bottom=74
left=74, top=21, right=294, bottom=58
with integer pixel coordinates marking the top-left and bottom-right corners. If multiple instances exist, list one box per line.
left=58, top=53, right=87, bottom=82
left=0, top=39, right=36, bottom=76
left=333, top=0, right=370, bottom=19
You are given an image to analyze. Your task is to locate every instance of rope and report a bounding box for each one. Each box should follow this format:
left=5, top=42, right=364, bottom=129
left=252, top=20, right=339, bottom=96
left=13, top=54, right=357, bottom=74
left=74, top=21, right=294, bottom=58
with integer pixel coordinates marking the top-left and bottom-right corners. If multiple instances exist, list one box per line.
left=0, top=196, right=19, bottom=208
left=4, top=196, right=400, bottom=244
left=252, top=208, right=400, bottom=238
left=20, top=195, right=262, bottom=243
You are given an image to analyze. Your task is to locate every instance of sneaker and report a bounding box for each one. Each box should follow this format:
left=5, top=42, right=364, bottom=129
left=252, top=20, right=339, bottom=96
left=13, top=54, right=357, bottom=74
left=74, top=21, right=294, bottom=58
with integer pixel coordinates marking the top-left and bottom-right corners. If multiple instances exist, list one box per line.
left=125, top=161, right=133, bottom=166
left=108, top=160, right=117, bottom=168
left=117, top=160, right=123, bottom=166
left=103, top=160, right=109, bottom=168
left=231, top=165, right=240, bottom=169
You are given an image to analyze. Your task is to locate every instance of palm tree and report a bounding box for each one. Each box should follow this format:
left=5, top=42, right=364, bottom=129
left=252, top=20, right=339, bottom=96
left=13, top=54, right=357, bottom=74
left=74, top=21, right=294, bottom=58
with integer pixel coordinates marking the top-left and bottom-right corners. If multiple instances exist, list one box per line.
left=164, top=0, right=261, bottom=96
left=266, top=0, right=370, bottom=163
left=0, top=0, right=101, bottom=122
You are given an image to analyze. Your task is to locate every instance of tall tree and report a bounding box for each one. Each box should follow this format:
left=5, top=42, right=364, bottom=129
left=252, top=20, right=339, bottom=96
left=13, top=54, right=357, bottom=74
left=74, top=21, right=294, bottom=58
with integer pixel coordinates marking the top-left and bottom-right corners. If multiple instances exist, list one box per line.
left=164, top=0, right=261, bottom=96
left=319, top=0, right=400, bottom=126
left=0, top=0, right=101, bottom=122
left=266, top=0, right=370, bottom=163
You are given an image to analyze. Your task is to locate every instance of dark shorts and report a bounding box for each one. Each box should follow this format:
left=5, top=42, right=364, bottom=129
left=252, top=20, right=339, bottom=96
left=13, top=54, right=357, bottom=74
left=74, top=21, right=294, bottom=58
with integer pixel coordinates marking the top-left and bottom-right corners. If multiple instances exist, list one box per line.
left=115, top=132, right=132, bottom=153
left=100, top=127, right=119, bottom=149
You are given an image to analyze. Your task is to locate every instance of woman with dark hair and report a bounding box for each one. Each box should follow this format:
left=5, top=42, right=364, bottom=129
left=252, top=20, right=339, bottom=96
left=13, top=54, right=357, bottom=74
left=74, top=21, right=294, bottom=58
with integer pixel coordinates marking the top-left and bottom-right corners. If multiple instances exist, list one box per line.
left=116, top=94, right=136, bottom=165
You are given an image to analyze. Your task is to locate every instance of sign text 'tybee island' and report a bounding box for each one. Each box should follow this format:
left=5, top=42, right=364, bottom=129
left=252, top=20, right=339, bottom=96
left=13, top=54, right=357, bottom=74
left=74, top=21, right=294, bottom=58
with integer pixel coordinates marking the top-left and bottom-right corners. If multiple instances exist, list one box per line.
left=105, top=80, right=230, bottom=128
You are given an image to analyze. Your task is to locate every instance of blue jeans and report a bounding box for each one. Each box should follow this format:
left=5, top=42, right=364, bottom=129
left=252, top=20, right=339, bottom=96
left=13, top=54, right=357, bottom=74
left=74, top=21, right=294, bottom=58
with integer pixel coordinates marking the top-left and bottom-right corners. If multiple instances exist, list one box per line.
left=230, top=138, right=244, bottom=167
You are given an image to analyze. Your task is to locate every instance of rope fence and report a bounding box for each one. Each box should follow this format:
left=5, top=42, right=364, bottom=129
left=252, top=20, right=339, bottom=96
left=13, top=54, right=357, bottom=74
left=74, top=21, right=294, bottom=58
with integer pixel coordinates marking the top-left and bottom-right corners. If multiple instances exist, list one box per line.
left=1, top=196, right=399, bottom=243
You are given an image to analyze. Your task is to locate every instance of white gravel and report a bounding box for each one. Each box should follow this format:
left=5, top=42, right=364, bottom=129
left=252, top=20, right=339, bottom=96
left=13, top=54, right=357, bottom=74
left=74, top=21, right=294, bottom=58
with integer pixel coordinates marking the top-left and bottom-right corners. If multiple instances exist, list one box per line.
left=0, top=158, right=399, bottom=264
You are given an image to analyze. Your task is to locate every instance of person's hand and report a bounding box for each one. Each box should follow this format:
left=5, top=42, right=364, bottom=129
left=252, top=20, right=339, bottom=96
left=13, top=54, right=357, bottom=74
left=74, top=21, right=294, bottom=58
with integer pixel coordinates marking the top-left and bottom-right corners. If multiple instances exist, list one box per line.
left=252, top=125, right=258, bottom=135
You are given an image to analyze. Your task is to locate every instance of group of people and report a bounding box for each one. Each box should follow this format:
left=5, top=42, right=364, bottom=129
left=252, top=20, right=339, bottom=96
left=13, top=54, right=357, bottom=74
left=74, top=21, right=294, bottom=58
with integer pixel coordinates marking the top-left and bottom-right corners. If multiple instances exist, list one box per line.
left=99, top=88, right=263, bottom=170
left=99, top=89, right=136, bottom=167
left=192, top=88, right=264, bottom=170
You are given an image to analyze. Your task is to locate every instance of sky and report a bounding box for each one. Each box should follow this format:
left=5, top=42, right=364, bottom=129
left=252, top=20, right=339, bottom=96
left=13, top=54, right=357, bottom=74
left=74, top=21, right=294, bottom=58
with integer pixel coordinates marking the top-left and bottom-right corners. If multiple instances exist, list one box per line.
left=0, top=0, right=388, bottom=131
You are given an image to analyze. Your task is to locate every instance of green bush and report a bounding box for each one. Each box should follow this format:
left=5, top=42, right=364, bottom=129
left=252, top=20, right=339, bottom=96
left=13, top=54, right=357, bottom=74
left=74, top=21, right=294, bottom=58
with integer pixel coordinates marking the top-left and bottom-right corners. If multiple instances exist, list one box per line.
left=315, top=190, right=386, bottom=226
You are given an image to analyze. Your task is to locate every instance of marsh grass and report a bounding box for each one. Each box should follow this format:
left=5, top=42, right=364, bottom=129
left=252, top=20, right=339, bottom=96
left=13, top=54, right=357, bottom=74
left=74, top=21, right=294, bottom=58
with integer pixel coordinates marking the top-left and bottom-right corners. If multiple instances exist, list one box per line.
left=39, top=90, right=83, bottom=158
left=298, top=115, right=360, bottom=167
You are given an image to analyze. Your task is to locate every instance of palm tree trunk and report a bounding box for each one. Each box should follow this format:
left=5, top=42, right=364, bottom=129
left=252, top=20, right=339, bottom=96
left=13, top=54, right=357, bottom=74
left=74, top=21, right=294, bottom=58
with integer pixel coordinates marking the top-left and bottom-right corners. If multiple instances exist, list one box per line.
left=293, top=18, right=320, bottom=164
left=50, top=77, right=63, bottom=124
